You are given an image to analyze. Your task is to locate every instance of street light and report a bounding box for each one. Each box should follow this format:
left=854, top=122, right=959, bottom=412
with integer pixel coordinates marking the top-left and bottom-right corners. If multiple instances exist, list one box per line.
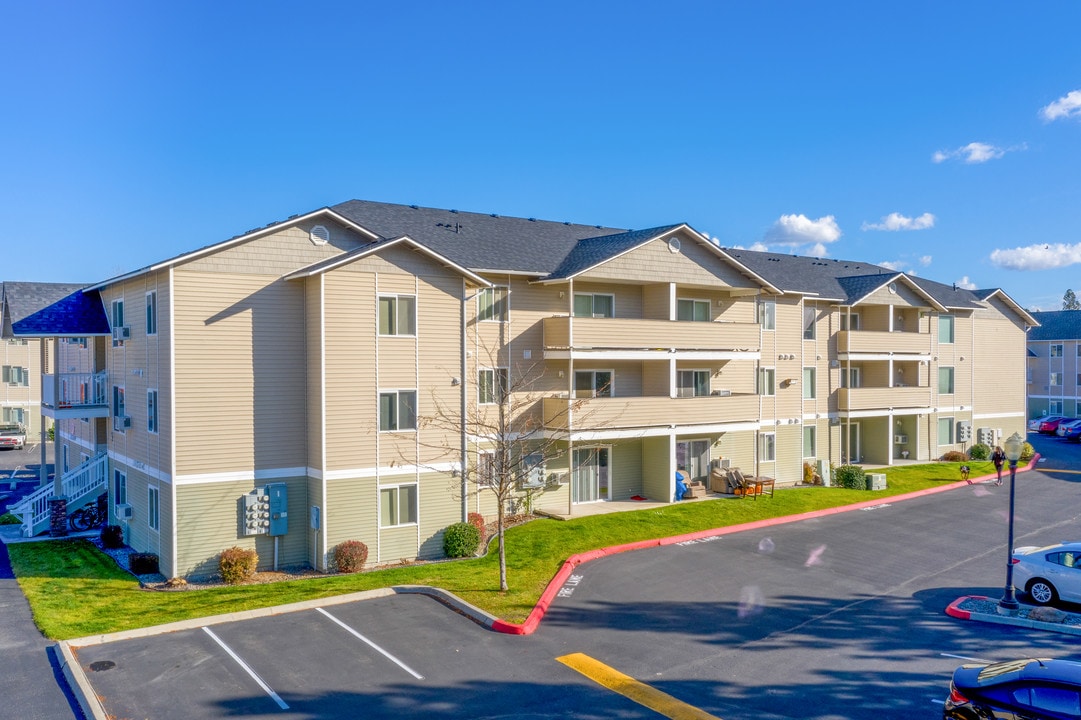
left=998, top=431, right=1025, bottom=612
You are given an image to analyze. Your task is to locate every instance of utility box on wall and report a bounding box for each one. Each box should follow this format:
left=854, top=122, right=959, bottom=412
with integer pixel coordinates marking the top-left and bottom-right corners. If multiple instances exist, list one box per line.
left=266, top=482, right=288, bottom=537
left=242, top=490, right=270, bottom=536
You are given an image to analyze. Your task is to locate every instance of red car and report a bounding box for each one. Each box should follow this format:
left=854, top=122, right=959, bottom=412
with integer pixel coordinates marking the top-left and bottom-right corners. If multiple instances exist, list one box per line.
left=1039, top=416, right=1072, bottom=434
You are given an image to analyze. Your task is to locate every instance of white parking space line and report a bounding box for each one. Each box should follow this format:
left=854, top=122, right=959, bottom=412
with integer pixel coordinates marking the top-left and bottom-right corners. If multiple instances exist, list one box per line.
left=315, top=607, right=424, bottom=680
left=201, top=627, right=290, bottom=710
left=941, top=652, right=989, bottom=663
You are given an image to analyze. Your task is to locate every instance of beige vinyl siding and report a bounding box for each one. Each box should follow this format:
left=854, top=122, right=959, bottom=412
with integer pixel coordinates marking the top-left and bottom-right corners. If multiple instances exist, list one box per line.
left=572, top=282, right=644, bottom=319
left=418, top=470, right=461, bottom=559
left=114, top=466, right=173, bottom=576
left=715, top=430, right=755, bottom=476
left=326, top=476, right=378, bottom=559
left=172, top=271, right=307, bottom=476
left=641, top=436, right=670, bottom=501
left=772, top=424, right=802, bottom=484
left=972, top=297, right=1028, bottom=424
left=380, top=526, right=417, bottom=564
left=769, top=297, right=804, bottom=420
left=531, top=450, right=571, bottom=513
left=307, top=476, right=325, bottom=570
left=862, top=281, right=927, bottom=309
left=609, top=440, right=642, bottom=500
left=1, top=337, right=45, bottom=435
left=642, top=285, right=669, bottom=320
left=583, top=236, right=760, bottom=289
left=306, top=278, right=324, bottom=472
left=183, top=222, right=368, bottom=275
left=324, top=272, right=377, bottom=471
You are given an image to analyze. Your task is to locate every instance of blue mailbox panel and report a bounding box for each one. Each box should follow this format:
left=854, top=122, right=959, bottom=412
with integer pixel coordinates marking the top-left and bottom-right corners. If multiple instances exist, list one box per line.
left=267, top=482, right=288, bottom=537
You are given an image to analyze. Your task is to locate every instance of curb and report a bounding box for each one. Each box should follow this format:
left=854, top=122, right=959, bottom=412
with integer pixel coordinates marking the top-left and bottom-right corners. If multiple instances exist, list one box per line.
left=946, top=594, right=1081, bottom=637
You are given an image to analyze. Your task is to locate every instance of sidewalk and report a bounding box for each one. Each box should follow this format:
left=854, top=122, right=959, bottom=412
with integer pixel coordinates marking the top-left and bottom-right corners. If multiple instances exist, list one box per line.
left=947, top=595, right=1081, bottom=636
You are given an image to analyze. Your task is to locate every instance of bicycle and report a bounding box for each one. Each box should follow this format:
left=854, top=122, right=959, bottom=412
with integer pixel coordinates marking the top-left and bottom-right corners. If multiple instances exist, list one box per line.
left=69, top=500, right=107, bottom=531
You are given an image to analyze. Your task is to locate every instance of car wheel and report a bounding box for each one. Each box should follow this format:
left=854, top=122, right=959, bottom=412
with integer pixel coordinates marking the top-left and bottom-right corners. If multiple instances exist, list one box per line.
left=1027, top=579, right=1058, bottom=606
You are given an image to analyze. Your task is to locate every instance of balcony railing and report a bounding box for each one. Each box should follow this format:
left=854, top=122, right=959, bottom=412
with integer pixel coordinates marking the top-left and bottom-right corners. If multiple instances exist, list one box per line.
left=542, top=392, right=761, bottom=431
left=41, top=371, right=109, bottom=410
left=836, top=330, right=931, bottom=355
left=837, top=385, right=931, bottom=411
left=543, top=317, right=760, bottom=353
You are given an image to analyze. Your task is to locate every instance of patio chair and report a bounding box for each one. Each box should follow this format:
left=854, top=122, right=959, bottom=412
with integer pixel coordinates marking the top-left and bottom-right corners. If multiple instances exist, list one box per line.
left=727, top=468, right=773, bottom=499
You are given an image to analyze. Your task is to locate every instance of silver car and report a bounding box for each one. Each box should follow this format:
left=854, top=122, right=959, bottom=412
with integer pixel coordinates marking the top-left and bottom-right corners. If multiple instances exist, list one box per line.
left=1013, top=542, right=1081, bottom=605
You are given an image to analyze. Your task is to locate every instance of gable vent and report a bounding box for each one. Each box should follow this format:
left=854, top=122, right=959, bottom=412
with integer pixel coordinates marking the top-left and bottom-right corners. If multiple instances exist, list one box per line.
left=309, top=225, right=330, bottom=245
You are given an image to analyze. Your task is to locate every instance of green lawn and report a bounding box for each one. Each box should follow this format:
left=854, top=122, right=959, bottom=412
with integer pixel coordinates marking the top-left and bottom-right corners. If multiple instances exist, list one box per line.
left=9, top=461, right=993, bottom=640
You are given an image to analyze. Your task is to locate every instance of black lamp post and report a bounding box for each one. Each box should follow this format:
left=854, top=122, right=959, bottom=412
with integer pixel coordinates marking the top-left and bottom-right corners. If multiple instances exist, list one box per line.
left=998, top=432, right=1025, bottom=612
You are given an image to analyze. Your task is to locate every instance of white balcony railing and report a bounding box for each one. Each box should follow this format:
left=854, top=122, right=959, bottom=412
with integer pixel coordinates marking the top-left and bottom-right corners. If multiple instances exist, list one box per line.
left=41, top=371, right=109, bottom=409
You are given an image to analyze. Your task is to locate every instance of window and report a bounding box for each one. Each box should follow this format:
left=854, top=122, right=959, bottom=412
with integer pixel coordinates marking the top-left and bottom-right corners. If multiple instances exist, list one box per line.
left=378, top=295, right=416, bottom=336
left=2, top=366, right=29, bottom=386
left=1077, top=345, right=1081, bottom=357
left=803, top=426, right=816, bottom=458
left=3, top=407, right=26, bottom=424
left=522, top=451, right=545, bottom=487
left=758, top=368, right=775, bottom=396
left=1051, top=343, right=1064, bottom=357
left=676, top=439, right=710, bottom=481
left=677, top=298, right=710, bottom=322
left=757, top=299, right=776, bottom=330
left=113, top=469, right=127, bottom=505
left=379, top=391, right=416, bottom=431
left=840, top=367, right=861, bottom=389
left=1050, top=372, right=1063, bottom=387
left=759, top=432, right=776, bottom=461
left=573, top=293, right=614, bottom=318
left=379, top=484, right=418, bottom=527
left=839, top=312, right=860, bottom=331
left=938, top=417, right=954, bottom=445
left=938, top=367, right=955, bottom=394
left=477, top=451, right=501, bottom=487
left=6, top=338, right=27, bottom=345
left=938, top=315, right=955, bottom=344
left=802, top=306, right=816, bottom=339
left=62, top=445, right=69, bottom=474
left=147, top=390, right=158, bottom=433
left=146, top=291, right=157, bottom=336
left=803, top=367, right=816, bottom=399
left=112, top=385, right=125, bottom=419
left=574, top=370, right=612, bottom=398
left=478, top=286, right=508, bottom=322
left=478, top=368, right=508, bottom=404
left=111, top=298, right=125, bottom=346
left=147, top=486, right=159, bottom=531
left=1051, top=400, right=1064, bottom=414
left=676, top=370, right=709, bottom=398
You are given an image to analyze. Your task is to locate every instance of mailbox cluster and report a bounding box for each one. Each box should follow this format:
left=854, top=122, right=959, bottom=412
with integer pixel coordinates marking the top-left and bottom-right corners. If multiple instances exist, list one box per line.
left=242, top=483, right=288, bottom=537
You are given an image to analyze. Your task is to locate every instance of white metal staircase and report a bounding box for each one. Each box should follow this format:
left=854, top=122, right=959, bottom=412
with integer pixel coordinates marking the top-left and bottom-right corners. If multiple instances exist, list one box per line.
left=13, top=453, right=109, bottom=537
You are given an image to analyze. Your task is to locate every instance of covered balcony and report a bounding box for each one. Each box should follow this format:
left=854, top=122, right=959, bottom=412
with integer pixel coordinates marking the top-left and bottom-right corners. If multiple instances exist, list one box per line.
left=543, top=317, right=760, bottom=358
left=542, top=392, right=761, bottom=432
left=836, top=329, right=931, bottom=356
left=41, top=371, right=110, bottom=419
left=836, top=385, right=932, bottom=412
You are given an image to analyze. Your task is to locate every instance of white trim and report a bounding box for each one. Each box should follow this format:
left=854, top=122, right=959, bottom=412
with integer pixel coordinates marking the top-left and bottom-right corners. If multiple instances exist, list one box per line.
left=173, top=467, right=307, bottom=486
left=544, top=349, right=760, bottom=361
left=319, top=275, right=328, bottom=572
left=57, top=429, right=95, bottom=451
left=560, top=421, right=759, bottom=442
left=973, top=411, right=1026, bottom=420
left=315, top=462, right=458, bottom=482
left=108, top=450, right=172, bottom=483
left=169, top=266, right=178, bottom=579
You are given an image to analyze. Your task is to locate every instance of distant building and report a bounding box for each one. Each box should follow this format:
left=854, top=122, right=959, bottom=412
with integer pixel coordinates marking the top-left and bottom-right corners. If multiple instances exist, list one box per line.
left=1027, top=310, right=1081, bottom=418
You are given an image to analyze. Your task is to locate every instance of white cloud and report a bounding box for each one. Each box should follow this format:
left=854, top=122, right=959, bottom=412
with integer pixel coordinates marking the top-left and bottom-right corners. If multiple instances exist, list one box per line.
left=727, top=242, right=771, bottom=252
left=861, top=212, right=936, bottom=231
left=989, top=242, right=1081, bottom=270
left=1041, top=90, right=1081, bottom=121
left=932, top=142, right=1007, bottom=164
left=878, top=260, right=905, bottom=271
left=955, top=275, right=978, bottom=290
left=764, top=214, right=842, bottom=245
left=918, top=255, right=932, bottom=266
left=807, top=242, right=829, bottom=257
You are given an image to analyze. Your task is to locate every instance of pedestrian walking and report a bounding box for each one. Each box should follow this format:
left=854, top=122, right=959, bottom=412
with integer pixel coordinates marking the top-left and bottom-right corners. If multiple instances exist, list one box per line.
left=991, top=445, right=1006, bottom=486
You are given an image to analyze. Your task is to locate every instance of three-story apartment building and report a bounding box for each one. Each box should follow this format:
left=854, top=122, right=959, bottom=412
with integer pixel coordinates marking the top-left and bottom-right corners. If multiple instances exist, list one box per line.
left=4, top=201, right=1035, bottom=579
left=1026, top=310, right=1081, bottom=419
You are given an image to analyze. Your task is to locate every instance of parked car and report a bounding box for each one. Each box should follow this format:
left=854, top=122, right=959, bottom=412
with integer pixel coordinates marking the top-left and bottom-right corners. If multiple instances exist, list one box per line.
left=1039, top=416, right=1072, bottom=434
left=1030, top=415, right=1064, bottom=432
left=944, top=657, right=1081, bottom=719
left=0, top=423, right=26, bottom=450
left=1012, top=541, right=1081, bottom=605
left=1058, top=419, right=1081, bottom=441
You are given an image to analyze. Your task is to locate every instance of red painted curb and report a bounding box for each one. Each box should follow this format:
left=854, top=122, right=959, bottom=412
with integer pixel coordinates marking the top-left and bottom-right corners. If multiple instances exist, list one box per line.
left=945, top=595, right=986, bottom=620
left=492, top=455, right=1041, bottom=634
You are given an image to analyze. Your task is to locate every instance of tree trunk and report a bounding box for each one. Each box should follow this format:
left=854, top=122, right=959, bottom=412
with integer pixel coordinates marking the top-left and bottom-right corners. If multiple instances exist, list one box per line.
left=497, top=498, right=507, bottom=591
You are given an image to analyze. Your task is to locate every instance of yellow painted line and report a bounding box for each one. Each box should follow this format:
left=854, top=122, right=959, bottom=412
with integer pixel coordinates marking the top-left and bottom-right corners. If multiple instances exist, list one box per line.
left=556, top=652, right=721, bottom=720
left=1038, top=469, right=1081, bottom=474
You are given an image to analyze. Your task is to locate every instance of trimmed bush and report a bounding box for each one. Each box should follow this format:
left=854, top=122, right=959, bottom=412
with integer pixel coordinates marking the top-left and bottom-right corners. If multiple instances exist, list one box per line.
left=468, top=512, right=487, bottom=544
left=968, top=443, right=990, bottom=461
left=443, top=522, right=481, bottom=558
left=333, top=540, right=369, bottom=573
left=1020, top=441, right=1035, bottom=461
left=219, top=546, right=258, bottom=584
left=834, top=464, right=866, bottom=490
left=941, top=451, right=967, bottom=462
left=129, top=553, right=159, bottom=575
left=100, top=524, right=125, bottom=549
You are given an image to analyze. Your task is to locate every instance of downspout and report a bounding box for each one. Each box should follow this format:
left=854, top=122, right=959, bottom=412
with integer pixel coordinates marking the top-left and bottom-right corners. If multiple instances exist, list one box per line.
left=460, top=281, right=468, bottom=523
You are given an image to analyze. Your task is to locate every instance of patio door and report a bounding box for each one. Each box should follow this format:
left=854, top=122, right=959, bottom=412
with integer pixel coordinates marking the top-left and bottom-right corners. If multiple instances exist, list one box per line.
left=842, top=421, right=861, bottom=463
left=676, top=439, right=710, bottom=481
left=572, top=447, right=610, bottom=504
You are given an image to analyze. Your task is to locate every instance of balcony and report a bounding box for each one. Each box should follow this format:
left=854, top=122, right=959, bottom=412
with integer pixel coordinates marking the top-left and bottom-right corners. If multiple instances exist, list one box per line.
left=837, top=385, right=931, bottom=412
left=41, top=371, right=110, bottom=419
left=542, top=392, right=761, bottom=432
left=543, top=317, right=760, bottom=358
left=836, top=330, right=931, bottom=355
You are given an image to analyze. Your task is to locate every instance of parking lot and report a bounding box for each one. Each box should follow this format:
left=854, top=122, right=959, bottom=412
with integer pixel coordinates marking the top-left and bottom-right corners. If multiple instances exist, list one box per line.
left=0, top=443, right=53, bottom=514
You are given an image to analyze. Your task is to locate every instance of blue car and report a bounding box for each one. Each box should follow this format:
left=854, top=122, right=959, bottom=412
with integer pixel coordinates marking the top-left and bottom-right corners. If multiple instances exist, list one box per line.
left=1057, top=419, right=1081, bottom=442
left=945, top=657, right=1081, bottom=719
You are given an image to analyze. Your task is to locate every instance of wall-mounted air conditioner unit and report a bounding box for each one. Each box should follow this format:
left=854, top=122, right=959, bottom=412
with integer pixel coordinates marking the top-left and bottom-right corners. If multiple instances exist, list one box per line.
left=115, top=503, right=133, bottom=520
left=112, top=326, right=131, bottom=341
left=113, top=415, right=131, bottom=431
left=894, top=434, right=908, bottom=444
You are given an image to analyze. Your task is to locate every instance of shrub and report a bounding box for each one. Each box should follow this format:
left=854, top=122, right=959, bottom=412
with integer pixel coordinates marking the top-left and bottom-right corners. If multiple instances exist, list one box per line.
left=0, top=512, right=21, bottom=525
left=333, top=540, right=369, bottom=573
left=834, top=464, right=866, bottom=490
left=1020, top=441, right=1035, bottom=461
left=443, top=522, right=481, bottom=558
left=100, top=524, right=125, bottom=549
left=803, top=462, right=815, bottom=484
left=467, top=512, right=487, bottom=544
left=968, top=443, right=990, bottom=461
left=941, top=451, right=967, bottom=462
left=129, top=552, right=159, bottom=575
left=219, top=546, right=258, bottom=584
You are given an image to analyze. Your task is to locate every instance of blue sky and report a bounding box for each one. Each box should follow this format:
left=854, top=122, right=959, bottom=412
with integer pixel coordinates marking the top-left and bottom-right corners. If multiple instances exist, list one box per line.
left=3, top=2, right=1081, bottom=310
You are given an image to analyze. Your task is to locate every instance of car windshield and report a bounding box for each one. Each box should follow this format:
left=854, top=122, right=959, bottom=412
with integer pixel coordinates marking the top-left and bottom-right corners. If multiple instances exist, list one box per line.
left=0, top=424, right=22, bottom=433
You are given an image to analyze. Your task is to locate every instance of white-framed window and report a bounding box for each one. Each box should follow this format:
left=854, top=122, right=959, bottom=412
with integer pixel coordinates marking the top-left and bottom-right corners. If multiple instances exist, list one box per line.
left=803, top=426, right=816, bottom=458
left=3, top=407, right=26, bottom=424
left=677, top=298, right=710, bottom=322
left=378, top=390, right=417, bottom=431
left=147, top=486, right=159, bottom=532
left=6, top=338, right=27, bottom=345
left=112, top=385, right=126, bottom=430
left=146, top=291, right=157, bottom=336
left=939, top=315, right=955, bottom=344
left=758, top=367, right=775, bottom=396
left=574, top=370, right=612, bottom=398
left=378, top=295, right=417, bottom=336
left=113, top=469, right=127, bottom=506
left=573, top=293, right=614, bottom=318
left=478, top=286, right=508, bottom=322
left=1050, top=372, right=1063, bottom=387
left=803, top=367, right=816, bottom=399
left=938, top=416, right=954, bottom=445
left=676, top=369, right=710, bottom=398
left=111, top=298, right=125, bottom=346
left=938, top=367, right=955, bottom=394
left=147, top=389, right=158, bottom=433
left=477, top=450, right=501, bottom=487
left=676, top=439, right=710, bottom=482
left=522, top=451, right=545, bottom=487
left=840, top=312, right=860, bottom=331
left=2, top=366, right=29, bottom=386
left=1050, top=400, right=1064, bottom=414
left=478, top=368, right=508, bottom=405
left=62, top=445, right=69, bottom=474
left=840, top=367, right=861, bottom=388
left=1051, top=344, right=1064, bottom=358
left=757, top=299, right=776, bottom=330
left=802, top=306, right=816, bottom=339
left=379, top=484, right=418, bottom=527
left=1076, top=345, right=1081, bottom=357
left=759, top=432, right=776, bottom=461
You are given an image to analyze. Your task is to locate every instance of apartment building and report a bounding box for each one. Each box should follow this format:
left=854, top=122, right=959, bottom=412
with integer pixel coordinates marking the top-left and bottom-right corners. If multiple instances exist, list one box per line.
left=3, top=201, right=1035, bottom=579
left=1026, top=310, right=1081, bottom=418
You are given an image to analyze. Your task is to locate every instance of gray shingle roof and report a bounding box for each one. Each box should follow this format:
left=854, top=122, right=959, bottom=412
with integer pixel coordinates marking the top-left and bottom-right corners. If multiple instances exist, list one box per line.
left=545, top=225, right=684, bottom=279
left=1029, top=311, right=1081, bottom=341
left=1, top=282, right=109, bottom=337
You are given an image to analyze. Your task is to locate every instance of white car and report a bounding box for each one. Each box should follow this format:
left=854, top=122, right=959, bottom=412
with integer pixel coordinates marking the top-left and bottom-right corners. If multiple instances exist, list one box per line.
left=1012, top=542, right=1081, bottom=605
